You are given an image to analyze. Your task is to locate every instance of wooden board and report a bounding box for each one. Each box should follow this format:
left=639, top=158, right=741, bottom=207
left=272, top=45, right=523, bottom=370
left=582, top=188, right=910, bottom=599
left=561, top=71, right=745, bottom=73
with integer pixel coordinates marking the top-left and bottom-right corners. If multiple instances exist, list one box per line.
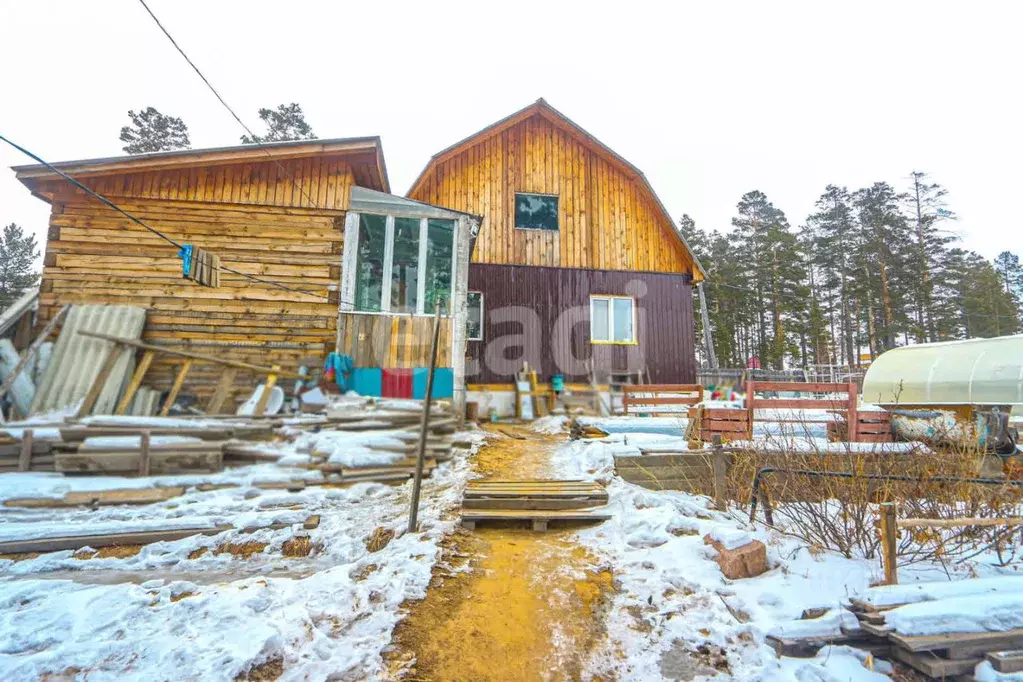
left=460, top=508, right=612, bottom=522
left=890, top=628, right=1023, bottom=655
left=987, top=650, right=1023, bottom=673
left=0, top=524, right=233, bottom=554
left=890, top=644, right=980, bottom=678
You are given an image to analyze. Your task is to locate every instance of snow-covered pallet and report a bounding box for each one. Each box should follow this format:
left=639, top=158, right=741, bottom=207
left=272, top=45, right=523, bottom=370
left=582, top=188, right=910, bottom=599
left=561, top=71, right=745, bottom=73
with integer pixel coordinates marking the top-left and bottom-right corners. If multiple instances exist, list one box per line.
left=460, top=480, right=610, bottom=531
left=843, top=578, right=1023, bottom=680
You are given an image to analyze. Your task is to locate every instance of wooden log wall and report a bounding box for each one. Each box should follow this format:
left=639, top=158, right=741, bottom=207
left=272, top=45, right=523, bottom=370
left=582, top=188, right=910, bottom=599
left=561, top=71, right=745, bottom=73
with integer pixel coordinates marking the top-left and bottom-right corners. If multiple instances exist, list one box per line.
left=34, top=156, right=360, bottom=407
left=337, top=313, right=452, bottom=368
left=409, top=112, right=697, bottom=275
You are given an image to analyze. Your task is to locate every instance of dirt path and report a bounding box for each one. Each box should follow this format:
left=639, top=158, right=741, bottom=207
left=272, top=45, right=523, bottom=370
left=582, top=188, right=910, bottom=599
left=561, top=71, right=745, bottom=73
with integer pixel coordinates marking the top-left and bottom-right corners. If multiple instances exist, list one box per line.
left=387, top=425, right=615, bottom=682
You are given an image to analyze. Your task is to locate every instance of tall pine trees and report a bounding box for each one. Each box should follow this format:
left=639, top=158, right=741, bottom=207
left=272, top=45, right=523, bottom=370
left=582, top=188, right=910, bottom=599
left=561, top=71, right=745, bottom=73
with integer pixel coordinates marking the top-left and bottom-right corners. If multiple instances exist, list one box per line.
left=119, top=107, right=191, bottom=154
left=0, top=223, right=40, bottom=310
left=691, top=172, right=1019, bottom=372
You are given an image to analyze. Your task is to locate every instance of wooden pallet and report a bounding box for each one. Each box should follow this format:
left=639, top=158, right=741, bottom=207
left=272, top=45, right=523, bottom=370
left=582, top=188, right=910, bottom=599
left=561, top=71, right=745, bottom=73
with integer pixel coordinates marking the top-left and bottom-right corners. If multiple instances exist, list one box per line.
left=461, top=479, right=610, bottom=531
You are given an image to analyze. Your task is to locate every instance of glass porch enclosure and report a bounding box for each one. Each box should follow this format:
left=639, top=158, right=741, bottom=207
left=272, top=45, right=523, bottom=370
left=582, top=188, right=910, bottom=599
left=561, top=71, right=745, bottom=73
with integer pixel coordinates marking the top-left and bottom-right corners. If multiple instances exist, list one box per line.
left=337, top=187, right=477, bottom=400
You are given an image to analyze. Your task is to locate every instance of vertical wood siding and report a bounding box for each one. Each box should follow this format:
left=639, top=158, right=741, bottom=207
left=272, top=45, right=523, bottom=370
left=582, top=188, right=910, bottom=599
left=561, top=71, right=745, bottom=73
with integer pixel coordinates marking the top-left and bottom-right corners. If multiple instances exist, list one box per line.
left=409, top=113, right=696, bottom=275
left=466, top=263, right=695, bottom=384
left=39, top=155, right=358, bottom=211
left=34, top=158, right=357, bottom=405
left=337, top=313, right=452, bottom=368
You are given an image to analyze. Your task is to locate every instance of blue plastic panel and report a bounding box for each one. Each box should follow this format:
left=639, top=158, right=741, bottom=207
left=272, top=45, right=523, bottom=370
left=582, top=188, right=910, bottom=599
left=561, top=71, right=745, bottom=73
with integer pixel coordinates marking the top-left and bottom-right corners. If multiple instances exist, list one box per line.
left=412, top=368, right=454, bottom=399
left=351, top=367, right=382, bottom=397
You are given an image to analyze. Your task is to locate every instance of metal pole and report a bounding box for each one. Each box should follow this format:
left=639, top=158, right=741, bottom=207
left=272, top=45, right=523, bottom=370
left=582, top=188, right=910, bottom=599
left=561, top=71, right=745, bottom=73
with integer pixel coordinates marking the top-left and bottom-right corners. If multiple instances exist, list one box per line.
left=408, top=302, right=443, bottom=533
left=697, top=282, right=718, bottom=369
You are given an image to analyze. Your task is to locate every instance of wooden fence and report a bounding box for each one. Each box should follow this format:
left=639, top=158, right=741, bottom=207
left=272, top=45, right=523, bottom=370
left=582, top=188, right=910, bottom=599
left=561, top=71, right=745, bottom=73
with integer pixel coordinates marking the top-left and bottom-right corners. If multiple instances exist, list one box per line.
left=622, top=384, right=703, bottom=416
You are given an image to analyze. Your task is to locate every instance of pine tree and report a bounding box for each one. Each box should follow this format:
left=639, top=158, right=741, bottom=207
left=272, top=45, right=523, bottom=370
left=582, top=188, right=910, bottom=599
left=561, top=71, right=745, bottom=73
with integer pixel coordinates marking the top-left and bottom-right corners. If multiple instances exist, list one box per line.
left=0, top=223, right=40, bottom=310
left=730, top=191, right=805, bottom=370
left=240, top=103, right=316, bottom=144
left=904, top=171, right=958, bottom=342
left=994, top=251, right=1023, bottom=303
left=807, top=186, right=858, bottom=366
left=119, top=107, right=191, bottom=154
left=853, top=182, right=912, bottom=354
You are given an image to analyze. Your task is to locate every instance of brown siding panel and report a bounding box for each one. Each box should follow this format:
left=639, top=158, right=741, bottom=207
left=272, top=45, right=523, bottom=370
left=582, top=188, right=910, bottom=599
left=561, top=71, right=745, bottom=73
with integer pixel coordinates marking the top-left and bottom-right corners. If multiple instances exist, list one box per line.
left=467, top=263, right=695, bottom=384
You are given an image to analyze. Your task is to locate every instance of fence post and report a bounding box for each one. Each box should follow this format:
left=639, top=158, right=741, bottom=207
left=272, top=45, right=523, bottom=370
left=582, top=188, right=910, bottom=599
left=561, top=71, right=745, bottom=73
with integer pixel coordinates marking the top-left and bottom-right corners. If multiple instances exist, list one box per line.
left=745, top=380, right=755, bottom=439
left=18, top=429, right=33, bottom=472
left=847, top=379, right=859, bottom=443
left=711, top=433, right=727, bottom=510
left=880, top=502, right=898, bottom=585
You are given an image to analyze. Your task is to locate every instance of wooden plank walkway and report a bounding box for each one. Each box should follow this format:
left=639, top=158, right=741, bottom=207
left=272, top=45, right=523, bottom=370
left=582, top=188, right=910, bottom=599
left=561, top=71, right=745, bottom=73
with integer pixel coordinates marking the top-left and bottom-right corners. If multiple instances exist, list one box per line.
left=460, top=479, right=610, bottom=532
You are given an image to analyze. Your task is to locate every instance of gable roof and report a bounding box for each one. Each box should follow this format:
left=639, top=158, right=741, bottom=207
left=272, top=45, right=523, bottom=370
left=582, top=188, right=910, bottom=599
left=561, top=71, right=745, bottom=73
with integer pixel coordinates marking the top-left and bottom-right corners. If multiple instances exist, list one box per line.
left=407, top=99, right=705, bottom=280
left=13, top=136, right=390, bottom=195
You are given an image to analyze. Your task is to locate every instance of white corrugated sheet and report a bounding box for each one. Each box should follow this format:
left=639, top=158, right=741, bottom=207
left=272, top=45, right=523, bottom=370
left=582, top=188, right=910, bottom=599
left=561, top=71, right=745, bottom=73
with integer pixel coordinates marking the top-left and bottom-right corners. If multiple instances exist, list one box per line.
left=0, top=288, right=38, bottom=337
left=30, top=305, right=147, bottom=416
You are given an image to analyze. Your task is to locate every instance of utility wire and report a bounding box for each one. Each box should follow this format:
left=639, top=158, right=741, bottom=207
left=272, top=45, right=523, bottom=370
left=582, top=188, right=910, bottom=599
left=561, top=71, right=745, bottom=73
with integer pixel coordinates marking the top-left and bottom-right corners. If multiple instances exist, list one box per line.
left=0, top=133, right=182, bottom=249
left=136, top=0, right=318, bottom=208
left=0, top=133, right=332, bottom=302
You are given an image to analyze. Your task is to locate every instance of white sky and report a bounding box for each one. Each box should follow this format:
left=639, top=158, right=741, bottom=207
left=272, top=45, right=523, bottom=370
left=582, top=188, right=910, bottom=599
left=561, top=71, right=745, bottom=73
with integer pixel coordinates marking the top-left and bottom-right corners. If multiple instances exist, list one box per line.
left=2, top=1, right=1020, bottom=261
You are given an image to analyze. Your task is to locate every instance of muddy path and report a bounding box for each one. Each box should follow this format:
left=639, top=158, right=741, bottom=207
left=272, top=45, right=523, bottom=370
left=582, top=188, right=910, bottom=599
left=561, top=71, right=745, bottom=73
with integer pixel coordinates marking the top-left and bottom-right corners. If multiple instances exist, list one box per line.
left=387, top=425, right=615, bottom=682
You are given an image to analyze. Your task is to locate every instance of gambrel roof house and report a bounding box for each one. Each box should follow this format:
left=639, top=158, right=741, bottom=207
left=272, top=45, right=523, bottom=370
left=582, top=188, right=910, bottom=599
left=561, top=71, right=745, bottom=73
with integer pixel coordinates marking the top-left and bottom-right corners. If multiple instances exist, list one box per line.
left=406, top=99, right=702, bottom=408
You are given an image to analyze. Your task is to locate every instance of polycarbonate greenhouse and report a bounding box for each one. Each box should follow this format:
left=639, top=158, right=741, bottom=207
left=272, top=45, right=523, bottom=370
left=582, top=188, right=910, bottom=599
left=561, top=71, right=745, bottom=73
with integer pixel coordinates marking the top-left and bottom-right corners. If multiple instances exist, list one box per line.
left=861, top=335, right=1023, bottom=407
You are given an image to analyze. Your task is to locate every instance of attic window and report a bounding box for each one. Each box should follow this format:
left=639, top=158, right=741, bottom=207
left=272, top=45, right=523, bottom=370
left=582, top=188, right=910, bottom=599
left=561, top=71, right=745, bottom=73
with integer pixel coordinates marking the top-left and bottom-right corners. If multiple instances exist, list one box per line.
left=515, top=193, right=558, bottom=231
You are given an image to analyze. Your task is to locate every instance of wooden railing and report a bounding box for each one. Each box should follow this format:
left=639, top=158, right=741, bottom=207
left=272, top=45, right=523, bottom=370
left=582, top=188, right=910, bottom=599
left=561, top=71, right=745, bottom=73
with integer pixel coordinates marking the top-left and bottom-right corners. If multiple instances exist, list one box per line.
left=746, top=380, right=873, bottom=442
left=622, top=384, right=703, bottom=416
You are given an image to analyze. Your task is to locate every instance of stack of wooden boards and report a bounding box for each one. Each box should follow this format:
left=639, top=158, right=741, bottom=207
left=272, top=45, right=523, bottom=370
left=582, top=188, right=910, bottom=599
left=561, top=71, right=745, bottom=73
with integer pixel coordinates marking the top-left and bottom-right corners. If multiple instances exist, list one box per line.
left=767, top=576, right=1023, bottom=679
left=460, top=479, right=610, bottom=532
left=307, top=405, right=457, bottom=484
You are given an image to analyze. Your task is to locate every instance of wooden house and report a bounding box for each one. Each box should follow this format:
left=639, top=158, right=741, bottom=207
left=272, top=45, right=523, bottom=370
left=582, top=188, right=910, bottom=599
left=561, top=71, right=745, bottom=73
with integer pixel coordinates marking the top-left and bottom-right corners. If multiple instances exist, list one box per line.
left=407, top=99, right=705, bottom=409
left=13, top=139, right=479, bottom=412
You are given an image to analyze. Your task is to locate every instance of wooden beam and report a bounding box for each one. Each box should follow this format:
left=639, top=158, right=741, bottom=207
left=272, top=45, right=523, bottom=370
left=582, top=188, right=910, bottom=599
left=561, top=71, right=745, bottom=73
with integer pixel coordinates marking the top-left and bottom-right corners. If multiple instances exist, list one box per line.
left=17, top=429, right=33, bottom=472
left=76, top=344, right=123, bottom=417
left=253, top=366, right=280, bottom=416
left=0, top=524, right=234, bottom=555
left=159, top=359, right=194, bottom=416
left=205, top=367, right=238, bottom=415
left=76, top=331, right=305, bottom=379
left=114, top=349, right=155, bottom=415
left=880, top=502, right=898, bottom=585
left=137, top=432, right=151, bottom=476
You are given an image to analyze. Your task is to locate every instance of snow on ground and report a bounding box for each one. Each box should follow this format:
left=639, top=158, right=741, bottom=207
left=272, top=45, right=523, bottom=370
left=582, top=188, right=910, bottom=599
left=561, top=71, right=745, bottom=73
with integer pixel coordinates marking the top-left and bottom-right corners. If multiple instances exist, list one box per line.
left=549, top=428, right=1005, bottom=681
left=551, top=435, right=881, bottom=680
left=0, top=426, right=488, bottom=681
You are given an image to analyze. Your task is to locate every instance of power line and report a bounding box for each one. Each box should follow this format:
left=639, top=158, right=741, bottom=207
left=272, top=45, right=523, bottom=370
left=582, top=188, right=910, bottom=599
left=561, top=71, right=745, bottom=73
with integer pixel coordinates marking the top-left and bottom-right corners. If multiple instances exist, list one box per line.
left=0, top=133, right=333, bottom=302
left=0, top=133, right=182, bottom=250
left=136, top=0, right=318, bottom=208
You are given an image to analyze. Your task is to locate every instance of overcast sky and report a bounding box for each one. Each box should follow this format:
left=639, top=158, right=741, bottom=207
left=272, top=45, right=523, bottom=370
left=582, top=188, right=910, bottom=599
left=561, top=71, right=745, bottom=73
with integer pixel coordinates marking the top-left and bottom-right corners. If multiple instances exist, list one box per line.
left=2, top=1, right=1020, bottom=261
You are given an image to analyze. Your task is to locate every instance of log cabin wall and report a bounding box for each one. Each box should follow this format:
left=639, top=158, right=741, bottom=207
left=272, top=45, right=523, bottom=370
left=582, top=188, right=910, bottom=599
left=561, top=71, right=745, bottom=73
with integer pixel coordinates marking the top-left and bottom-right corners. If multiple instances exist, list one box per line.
left=28, top=151, right=375, bottom=407
left=408, top=109, right=699, bottom=277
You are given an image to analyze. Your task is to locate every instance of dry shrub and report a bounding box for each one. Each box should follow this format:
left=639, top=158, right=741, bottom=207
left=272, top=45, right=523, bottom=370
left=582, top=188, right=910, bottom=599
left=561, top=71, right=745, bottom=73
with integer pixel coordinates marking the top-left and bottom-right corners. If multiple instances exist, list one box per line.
left=214, top=541, right=269, bottom=559
left=234, top=655, right=283, bottom=681
left=366, top=527, right=395, bottom=553
left=725, top=422, right=1023, bottom=567
left=281, top=536, right=314, bottom=557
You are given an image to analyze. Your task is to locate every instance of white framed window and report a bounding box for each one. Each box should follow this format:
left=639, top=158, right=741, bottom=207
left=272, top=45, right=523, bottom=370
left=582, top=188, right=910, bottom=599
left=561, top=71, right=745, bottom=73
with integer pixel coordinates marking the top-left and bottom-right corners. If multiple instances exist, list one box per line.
left=467, top=291, right=483, bottom=341
left=590, top=295, right=636, bottom=344
left=349, top=212, right=456, bottom=315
